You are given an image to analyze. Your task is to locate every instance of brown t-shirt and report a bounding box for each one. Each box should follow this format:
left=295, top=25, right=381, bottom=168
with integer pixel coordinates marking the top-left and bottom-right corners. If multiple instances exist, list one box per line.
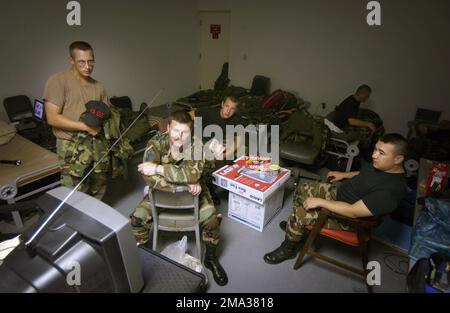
left=43, top=69, right=109, bottom=140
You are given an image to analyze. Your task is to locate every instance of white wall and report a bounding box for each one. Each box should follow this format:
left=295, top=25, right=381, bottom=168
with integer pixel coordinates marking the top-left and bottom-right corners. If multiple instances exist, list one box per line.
left=197, top=0, right=450, bottom=135
left=0, top=0, right=199, bottom=121
left=2, top=0, right=449, bottom=135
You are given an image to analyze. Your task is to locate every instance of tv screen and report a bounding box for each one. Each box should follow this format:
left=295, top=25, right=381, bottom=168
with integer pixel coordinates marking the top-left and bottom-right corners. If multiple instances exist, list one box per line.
left=0, top=187, right=144, bottom=293
left=33, top=99, right=45, bottom=122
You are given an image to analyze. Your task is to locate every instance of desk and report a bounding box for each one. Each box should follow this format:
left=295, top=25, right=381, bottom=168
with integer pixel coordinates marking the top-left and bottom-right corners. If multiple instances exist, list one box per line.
left=0, top=134, right=60, bottom=228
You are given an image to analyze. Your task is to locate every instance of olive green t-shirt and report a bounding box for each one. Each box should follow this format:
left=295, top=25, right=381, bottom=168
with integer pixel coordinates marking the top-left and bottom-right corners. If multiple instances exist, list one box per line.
left=43, top=69, right=109, bottom=140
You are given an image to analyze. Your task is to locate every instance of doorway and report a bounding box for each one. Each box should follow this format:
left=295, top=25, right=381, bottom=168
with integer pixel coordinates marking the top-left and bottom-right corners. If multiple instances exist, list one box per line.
left=199, top=11, right=230, bottom=90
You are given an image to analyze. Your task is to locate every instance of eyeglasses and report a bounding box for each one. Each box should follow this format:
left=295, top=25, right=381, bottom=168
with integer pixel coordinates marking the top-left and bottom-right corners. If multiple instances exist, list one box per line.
left=76, top=60, right=95, bottom=67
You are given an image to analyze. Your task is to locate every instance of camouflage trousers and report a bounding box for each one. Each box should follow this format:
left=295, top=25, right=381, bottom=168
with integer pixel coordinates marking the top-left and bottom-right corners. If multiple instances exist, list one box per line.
left=130, top=185, right=221, bottom=247
left=286, top=182, right=349, bottom=242
left=56, top=139, right=107, bottom=200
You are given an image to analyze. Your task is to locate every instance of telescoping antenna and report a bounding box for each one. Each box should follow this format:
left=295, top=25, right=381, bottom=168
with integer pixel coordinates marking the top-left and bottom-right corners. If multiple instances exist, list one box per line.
left=25, top=89, right=164, bottom=247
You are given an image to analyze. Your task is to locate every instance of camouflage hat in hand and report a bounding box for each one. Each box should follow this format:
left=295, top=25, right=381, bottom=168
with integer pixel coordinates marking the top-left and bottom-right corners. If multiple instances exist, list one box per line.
left=81, top=101, right=110, bottom=127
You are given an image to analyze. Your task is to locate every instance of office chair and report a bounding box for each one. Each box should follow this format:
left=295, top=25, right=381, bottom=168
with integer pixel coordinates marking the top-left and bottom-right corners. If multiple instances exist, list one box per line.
left=3, top=95, right=49, bottom=145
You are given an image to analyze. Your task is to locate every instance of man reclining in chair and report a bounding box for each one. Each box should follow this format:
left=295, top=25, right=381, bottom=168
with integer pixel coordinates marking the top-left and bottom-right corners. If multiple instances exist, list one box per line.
left=264, top=133, right=408, bottom=264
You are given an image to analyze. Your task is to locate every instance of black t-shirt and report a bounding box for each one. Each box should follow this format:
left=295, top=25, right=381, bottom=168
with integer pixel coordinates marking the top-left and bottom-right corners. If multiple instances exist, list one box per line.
left=336, top=163, right=407, bottom=216
left=195, top=106, right=239, bottom=143
left=334, top=95, right=360, bottom=129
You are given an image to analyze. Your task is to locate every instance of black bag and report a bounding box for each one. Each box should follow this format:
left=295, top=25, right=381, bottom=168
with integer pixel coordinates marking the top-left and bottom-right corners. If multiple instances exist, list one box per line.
left=138, top=245, right=207, bottom=292
left=407, top=252, right=449, bottom=293
left=250, top=75, right=271, bottom=96
left=110, top=96, right=132, bottom=109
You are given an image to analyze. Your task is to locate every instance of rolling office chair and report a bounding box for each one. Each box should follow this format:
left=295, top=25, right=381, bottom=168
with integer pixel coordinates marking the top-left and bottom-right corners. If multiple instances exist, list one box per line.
left=3, top=95, right=50, bottom=146
left=279, top=107, right=360, bottom=180
left=3, top=95, right=35, bottom=127
left=3, top=95, right=40, bottom=140
left=148, top=188, right=202, bottom=259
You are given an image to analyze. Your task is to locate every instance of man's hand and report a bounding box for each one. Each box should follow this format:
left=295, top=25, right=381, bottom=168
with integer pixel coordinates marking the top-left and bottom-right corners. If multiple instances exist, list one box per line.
left=188, top=183, right=202, bottom=196
left=138, top=162, right=158, bottom=176
left=327, top=171, right=346, bottom=183
left=83, top=123, right=101, bottom=136
left=208, top=139, right=226, bottom=160
left=303, top=197, right=324, bottom=211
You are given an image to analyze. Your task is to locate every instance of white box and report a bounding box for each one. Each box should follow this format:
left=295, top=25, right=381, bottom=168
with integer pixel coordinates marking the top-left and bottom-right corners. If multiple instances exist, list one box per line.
left=212, top=161, right=290, bottom=205
left=228, top=187, right=285, bottom=232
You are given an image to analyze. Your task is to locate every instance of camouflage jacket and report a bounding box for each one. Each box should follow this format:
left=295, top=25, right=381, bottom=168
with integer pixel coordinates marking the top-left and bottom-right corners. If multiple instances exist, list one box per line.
left=141, top=131, right=205, bottom=193
left=68, top=108, right=134, bottom=179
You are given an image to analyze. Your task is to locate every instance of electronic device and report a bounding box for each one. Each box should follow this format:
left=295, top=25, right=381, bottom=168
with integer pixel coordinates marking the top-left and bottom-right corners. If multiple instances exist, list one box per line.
left=0, top=187, right=144, bottom=293
left=32, top=99, right=45, bottom=122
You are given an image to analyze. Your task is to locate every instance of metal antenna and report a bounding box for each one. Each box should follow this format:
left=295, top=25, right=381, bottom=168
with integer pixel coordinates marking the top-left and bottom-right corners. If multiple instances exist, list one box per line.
left=25, top=89, right=164, bottom=246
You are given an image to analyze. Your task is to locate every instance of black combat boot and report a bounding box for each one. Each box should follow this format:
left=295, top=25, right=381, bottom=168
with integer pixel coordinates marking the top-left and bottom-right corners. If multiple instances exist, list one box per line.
left=207, top=184, right=221, bottom=205
left=204, top=244, right=228, bottom=286
left=263, top=239, right=302, bottom=265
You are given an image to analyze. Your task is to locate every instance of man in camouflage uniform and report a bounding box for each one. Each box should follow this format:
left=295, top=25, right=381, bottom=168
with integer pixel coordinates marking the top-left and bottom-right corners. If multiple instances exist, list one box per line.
left=264, top=134, right=408, bottom=264
left=44, top=41, right=110, bottom=199
left=130, top=110, right=228, bottom=286
left=64, top=102, right=134, bottom=199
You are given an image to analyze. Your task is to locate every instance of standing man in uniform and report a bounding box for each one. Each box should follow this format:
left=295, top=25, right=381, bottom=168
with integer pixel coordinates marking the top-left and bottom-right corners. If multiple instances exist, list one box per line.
left=43, top=41, right=110, bottom=199
left=130, top=110, right=229, bottom=286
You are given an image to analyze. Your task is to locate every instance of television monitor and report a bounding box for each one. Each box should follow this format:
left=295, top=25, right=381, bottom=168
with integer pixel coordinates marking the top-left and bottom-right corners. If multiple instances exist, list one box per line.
left=414, top=108, right=442, bottom=124
left=33, top=99, right=45, bottom=122
left=0, top=187, right=144, bottom=293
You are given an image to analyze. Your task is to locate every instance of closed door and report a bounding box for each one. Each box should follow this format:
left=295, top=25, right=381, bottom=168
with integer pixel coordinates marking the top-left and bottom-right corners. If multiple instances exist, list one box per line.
left=199, top=11, right=230, bottom=90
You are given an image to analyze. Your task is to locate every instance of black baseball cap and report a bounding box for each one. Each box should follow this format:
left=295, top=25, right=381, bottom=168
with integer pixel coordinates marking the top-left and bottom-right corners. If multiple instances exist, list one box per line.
left=81, top=101, right=110, bottom=127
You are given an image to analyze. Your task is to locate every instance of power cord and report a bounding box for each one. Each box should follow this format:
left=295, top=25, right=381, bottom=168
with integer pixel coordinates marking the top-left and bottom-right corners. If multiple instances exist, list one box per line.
left=384, top=252, right=410, bottom=275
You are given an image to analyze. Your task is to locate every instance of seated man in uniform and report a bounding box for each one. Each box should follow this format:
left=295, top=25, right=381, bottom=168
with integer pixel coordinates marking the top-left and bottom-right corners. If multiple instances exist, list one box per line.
left=130, top=110, right=228, bottom=286
left=193, top=95, right=242, bottom=204
left=264, top=133, right=408, bottom=264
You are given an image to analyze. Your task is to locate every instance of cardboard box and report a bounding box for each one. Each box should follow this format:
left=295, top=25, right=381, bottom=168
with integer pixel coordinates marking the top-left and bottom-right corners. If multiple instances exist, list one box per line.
left=212, top=157, right=290, bottom=205
left=228, top=188, right=285, bottom=232
left=213, top=157, right=290, bottom=231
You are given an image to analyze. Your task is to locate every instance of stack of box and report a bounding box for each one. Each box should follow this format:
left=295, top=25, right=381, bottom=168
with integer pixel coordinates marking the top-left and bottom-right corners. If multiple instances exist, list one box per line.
left=213, top=157, right=290, bottom=232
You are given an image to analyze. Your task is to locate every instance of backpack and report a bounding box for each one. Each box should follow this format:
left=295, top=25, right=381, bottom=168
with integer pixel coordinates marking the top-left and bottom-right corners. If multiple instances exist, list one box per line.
left=407, top=252, right=449, bottom=293
left=250, top=75, right=271, bottom=96
left=261, top=89, right=285, bottom=109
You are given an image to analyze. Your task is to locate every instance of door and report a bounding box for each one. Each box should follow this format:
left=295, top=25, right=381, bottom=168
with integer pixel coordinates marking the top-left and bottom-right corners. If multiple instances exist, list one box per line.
left=199, top=11, right=230, bottom=90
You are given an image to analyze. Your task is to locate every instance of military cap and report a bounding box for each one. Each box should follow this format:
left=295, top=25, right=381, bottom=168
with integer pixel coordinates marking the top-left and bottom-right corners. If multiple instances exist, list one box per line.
left=82, top=101, right=110, bottom=127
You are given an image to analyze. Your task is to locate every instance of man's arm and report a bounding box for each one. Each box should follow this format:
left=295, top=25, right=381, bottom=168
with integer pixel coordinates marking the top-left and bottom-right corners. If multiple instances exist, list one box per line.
left=327, top=170, right=360, bottom=182
left=348, top=118, right=375, bottom=132
left=139, top=160, right=203, bottom=185
left=303, top=198, right=373, bottom=218
left=160, top=160, right=203, bottom=184
left=45, top=101, right=100, bottom=136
